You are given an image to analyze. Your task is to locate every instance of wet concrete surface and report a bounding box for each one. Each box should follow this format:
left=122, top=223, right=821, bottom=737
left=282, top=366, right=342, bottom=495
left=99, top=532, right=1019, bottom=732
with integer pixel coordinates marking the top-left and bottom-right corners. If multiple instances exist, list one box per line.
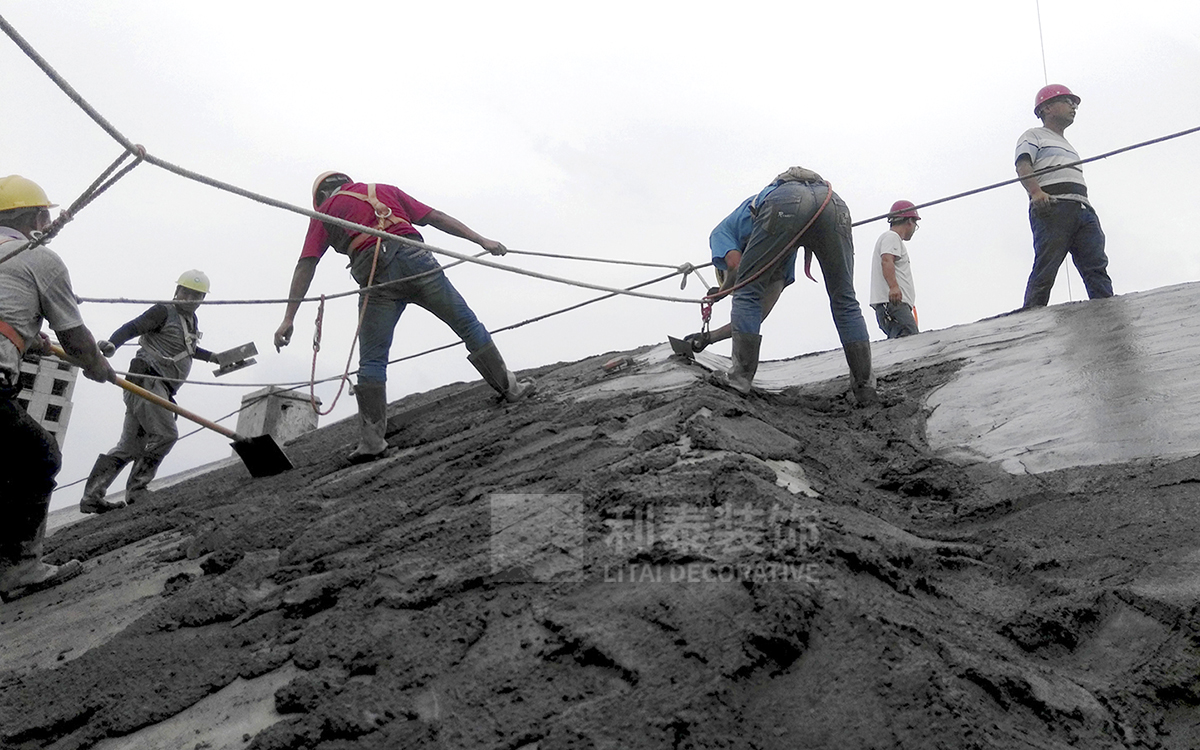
left=677, top=282, right=1200, bottom=474
left=5, top=284, right=1200, bottom=748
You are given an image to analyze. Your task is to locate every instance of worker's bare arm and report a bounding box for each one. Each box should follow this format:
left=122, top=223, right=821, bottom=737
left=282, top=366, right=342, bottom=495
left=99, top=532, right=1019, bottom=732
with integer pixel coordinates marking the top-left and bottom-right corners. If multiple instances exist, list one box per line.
left=274, top=257, right=319, bottom=351
left=420, top=209, right=506, bottom=256
left=58, top=325, right=116, bottom=383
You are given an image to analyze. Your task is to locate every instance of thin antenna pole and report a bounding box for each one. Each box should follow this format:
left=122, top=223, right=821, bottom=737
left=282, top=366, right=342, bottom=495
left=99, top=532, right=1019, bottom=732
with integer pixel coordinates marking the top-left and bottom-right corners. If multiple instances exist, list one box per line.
left=1036, top=0, right=1073, bottom=301
left=1036, top=0, right=1049, bottom=85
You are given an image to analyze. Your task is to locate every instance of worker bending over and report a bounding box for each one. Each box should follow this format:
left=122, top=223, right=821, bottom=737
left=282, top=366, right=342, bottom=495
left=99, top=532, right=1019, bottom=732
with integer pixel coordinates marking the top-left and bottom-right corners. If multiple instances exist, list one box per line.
left=0, top=175, right=114, bottom=600
left=682, top=167, right=876, bottom=403
left=80, top=270, right=217, bottom=512
left=274, top=173, right=534, bottom=465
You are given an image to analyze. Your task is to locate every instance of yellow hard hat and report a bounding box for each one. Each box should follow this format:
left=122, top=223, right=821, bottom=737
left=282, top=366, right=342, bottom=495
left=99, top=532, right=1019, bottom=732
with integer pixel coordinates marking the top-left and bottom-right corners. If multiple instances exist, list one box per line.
left=0, top=175, right=58, bottom=212
left=176, top=269, right=210, bottom=294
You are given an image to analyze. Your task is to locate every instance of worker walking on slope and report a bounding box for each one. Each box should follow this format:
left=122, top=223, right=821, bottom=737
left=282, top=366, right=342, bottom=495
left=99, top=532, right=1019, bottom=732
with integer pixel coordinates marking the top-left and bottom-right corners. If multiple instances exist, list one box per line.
left=0, top=175, right=115, bottom=600
left=685, top=167, right=876, bottom=403
left=274, top=172, right=534, bottom=465
left=869, top=200, right=922, bottom=338
left=1015, top=84, right=1113, bottom=308
left=79, top=271, right=219, bottom=513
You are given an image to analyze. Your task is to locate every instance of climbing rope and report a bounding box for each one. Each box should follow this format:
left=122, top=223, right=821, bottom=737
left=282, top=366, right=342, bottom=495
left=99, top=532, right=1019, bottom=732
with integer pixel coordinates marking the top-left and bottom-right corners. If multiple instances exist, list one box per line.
left=0, top=145, right=145, bottom=266
left=6, top=10, right=1200, bottom=403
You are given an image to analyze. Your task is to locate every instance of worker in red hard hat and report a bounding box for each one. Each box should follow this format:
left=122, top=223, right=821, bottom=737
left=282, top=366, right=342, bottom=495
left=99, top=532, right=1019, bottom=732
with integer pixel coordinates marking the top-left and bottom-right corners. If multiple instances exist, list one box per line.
left=0, top=175, right=116, bottom=601
left=868, top=200, right=921, bottom=338
left=274, top=172, right=534, bottom=465
left=1014, top=84, right=1113, bottom=308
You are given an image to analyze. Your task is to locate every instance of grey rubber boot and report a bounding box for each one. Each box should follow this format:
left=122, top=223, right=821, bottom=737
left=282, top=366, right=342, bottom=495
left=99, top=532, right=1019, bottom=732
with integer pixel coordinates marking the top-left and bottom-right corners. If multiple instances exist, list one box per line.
left=843, top=340, right=878, bottom=406
left=725, top=332, right=762, bottom=395
left=348, top=381, right=390, bottom=464
left=468, top=342, right=535, bottom=402
left=79, top=454, right=128, bottom=514
left=125, top=453, right=168, bottom=505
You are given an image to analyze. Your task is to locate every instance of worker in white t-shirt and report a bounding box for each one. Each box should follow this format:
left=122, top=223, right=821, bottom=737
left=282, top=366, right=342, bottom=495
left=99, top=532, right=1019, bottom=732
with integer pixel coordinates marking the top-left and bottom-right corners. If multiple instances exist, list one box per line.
left=869, top=200, right=920, bottom=338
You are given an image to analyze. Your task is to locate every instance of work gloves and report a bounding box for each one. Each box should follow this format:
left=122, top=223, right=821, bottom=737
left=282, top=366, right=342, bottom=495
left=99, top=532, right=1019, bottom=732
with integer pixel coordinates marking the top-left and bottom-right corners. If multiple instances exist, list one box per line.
left=97, top=340, right=116, bottom=358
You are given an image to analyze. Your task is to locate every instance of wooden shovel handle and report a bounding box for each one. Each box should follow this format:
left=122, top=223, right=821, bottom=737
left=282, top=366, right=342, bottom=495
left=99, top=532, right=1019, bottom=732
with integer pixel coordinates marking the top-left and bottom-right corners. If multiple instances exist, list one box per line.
left=50, top=344, right=241, bottom=442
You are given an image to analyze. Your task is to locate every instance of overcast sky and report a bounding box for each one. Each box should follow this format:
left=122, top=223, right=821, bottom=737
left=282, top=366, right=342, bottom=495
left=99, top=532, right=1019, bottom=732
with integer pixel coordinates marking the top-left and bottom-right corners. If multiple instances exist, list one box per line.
left=3, top=1, right=1198, bottom=510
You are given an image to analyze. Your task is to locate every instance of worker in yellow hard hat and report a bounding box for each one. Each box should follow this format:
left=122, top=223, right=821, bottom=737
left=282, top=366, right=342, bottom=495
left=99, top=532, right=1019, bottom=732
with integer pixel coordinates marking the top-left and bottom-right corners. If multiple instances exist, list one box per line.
left=0, top=175, right=115, bottom=600
left=80, top=270, right=224, bottom=512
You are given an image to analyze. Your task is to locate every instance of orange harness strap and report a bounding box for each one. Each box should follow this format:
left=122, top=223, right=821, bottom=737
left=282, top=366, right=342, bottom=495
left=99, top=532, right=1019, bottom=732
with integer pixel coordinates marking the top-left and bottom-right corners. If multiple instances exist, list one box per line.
left=331, top=184, right=414, bottom=254
left=0, top=320, right=26, bottom=355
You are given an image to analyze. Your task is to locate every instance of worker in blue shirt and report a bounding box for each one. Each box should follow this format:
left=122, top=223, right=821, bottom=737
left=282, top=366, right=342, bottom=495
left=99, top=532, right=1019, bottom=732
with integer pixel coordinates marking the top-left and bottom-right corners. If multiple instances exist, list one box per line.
left=682, top=167, right=875, bottom=403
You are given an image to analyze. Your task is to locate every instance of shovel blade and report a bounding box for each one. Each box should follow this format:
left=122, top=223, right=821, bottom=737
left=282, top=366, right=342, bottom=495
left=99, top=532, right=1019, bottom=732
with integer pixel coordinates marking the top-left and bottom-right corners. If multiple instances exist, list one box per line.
left=668, top=336, right=695, bottom=361
left=231, top=434, right=294, bottom=477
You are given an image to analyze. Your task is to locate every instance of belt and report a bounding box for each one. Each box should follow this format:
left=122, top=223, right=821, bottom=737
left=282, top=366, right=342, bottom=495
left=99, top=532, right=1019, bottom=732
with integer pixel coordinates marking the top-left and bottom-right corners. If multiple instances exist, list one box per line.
left=1042, top=182, right=1088, bottom=197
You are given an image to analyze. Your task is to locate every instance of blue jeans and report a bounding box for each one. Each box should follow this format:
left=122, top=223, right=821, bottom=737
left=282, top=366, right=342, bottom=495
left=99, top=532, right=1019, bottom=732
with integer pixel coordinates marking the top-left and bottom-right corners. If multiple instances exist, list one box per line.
left=730, top=182, right=869, bottom=344
left=356, top=240, right=492, bottom=384
left=1023, top=200, right=1111, bottom=308
left=873, top=301, right=919, bottom=338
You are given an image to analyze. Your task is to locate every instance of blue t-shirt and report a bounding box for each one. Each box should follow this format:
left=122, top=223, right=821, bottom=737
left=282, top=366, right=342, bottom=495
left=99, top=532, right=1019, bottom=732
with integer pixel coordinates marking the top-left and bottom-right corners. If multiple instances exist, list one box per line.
left=708, top=185, right=798, bottom=286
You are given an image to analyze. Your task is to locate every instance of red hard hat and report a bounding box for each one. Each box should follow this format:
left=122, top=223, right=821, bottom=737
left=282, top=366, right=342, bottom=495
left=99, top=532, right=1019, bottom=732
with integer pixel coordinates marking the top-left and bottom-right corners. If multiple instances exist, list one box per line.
left=888, top=200, right=920, bottom=221
left=1034, top=84, right=1080, bottom=116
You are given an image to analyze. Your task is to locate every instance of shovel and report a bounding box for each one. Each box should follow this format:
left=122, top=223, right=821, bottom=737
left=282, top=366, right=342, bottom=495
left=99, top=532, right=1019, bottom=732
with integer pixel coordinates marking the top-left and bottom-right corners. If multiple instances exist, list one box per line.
left=51, top=345, right=293, bottom=478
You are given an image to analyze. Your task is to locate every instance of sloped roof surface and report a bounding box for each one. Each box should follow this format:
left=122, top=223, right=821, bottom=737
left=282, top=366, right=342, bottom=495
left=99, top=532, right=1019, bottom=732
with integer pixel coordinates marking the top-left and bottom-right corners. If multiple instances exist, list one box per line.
left=5, top=284, right=1200, bottom=749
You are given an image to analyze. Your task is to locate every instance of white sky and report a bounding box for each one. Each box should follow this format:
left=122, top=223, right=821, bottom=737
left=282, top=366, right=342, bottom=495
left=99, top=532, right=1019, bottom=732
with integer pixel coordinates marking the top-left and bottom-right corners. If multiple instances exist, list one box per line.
left=2, top=1, right=1198, bottom=510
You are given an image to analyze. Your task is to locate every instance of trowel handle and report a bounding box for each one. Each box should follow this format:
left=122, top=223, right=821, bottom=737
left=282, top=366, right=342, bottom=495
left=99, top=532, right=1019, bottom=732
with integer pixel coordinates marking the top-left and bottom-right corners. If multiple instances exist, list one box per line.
left=50, top=345, right=240, bottom=442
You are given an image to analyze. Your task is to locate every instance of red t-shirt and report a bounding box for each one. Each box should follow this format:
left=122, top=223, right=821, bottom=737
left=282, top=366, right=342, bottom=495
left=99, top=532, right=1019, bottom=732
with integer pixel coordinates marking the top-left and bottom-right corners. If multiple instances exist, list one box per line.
left=300, top=182, right=434, bottom=260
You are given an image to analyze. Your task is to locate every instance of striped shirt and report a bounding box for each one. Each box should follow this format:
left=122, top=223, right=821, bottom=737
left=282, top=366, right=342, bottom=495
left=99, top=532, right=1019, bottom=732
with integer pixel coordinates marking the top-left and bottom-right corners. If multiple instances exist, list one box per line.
left=1015, top=127, right=1089, bottom=205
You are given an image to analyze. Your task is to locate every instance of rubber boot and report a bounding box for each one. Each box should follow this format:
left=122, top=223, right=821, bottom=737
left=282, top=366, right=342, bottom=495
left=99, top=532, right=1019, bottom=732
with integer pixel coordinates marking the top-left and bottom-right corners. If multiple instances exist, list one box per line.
left=1, top=492, right=82, bottom=602
left=347, top=381, right=390, bottom=464
left=724, top=332, right=762, bottom=395
left=468, top=342, right=536, bottom=402
left=79, top=454, right=128, bottom=514
left=843, top=340, right=878, bottom=406
left=125, top=453, right=167, bottom=505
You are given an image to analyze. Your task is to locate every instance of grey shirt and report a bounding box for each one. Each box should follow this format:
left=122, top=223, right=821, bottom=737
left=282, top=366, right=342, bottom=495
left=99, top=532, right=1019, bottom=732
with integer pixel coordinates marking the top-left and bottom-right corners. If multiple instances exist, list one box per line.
left=0, top=229, right=84, bottom=386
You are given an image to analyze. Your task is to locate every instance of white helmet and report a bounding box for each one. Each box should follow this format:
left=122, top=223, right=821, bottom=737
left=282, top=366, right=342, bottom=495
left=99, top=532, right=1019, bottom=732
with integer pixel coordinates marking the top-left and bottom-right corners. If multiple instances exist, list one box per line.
left=176, top=269, right=210, bottom=294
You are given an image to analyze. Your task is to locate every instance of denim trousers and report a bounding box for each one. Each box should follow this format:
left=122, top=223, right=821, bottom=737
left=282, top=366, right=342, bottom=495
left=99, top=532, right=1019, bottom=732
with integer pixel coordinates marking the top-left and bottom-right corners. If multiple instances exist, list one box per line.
left=873, top=301, right=919, bottom=338
left=0, top=388, right=59, bottom=563
left=1023, top=200, right=1112, bottom=308
left=730, top=182, right=869, bottom=344
left=356, top=240, right=492, bottom=384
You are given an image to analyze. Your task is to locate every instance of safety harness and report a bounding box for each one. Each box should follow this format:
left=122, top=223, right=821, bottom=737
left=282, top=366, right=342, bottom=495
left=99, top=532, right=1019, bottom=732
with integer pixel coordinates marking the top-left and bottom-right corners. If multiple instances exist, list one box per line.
left=0, top=319, right=25, bottom=355
left=307, top=183, right=406, bottom=416
left=330, top=184, right=414, bottom=256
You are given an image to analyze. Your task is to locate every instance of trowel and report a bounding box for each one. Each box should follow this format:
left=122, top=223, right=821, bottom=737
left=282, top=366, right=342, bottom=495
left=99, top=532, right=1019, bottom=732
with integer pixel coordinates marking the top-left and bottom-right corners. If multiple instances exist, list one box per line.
left=212, top=341, right=258, bottom=377
left=668, top=336, right=695, bottom=361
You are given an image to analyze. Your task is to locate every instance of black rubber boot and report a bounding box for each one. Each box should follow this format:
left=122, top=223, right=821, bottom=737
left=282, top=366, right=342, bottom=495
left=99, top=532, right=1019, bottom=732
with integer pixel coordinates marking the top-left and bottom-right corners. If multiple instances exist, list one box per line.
left=79, top=454, right=128, bottom=514
left=0, top=491, right=81, bottom=602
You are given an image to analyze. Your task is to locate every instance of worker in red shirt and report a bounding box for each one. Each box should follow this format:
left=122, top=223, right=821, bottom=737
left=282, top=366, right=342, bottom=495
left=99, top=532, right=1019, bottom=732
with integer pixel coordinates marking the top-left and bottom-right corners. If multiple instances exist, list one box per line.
left=274, top=172, right=533, bottom=464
